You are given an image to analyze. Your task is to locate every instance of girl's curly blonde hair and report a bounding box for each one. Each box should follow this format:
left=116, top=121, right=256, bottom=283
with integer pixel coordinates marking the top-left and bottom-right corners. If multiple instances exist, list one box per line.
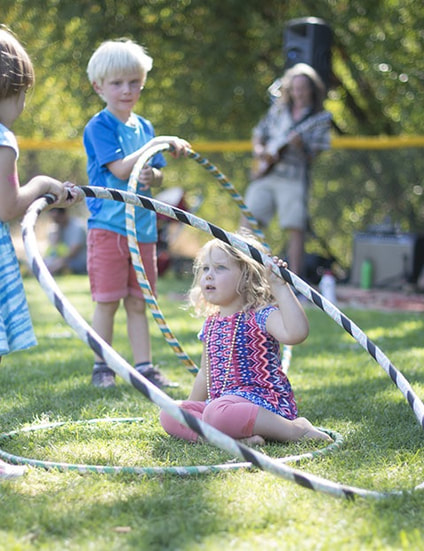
left=188, top=231, right=274, bottom=317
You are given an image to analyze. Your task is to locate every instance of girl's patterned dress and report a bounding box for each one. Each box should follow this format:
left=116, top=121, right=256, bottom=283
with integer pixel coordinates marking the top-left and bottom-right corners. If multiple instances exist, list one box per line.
left=200, top=305, right=298, bottom=420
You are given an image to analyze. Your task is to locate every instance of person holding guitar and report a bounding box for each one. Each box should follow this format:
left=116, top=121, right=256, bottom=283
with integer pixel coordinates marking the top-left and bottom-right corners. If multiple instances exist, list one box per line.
left=243, top=63, right=331, bottom=278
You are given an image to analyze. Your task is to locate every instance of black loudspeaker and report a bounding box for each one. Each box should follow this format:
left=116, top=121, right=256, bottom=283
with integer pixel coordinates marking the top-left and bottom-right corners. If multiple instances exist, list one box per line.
left=283, top=17, right=333, bottom=89
left=350, top=232, right=416, bottom=288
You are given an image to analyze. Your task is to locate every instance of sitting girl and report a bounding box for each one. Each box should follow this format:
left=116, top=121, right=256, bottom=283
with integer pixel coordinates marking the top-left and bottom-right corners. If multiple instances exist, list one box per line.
left=160, top=234, right=331, bottom=445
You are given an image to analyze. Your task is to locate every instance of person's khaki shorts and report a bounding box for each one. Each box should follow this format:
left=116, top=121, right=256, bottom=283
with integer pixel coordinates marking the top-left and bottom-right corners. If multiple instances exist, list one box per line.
left=244, top=168, right=308, bottom=230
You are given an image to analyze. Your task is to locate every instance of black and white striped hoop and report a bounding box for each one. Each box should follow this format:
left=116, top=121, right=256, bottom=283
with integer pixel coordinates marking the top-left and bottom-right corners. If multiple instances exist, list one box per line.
left=18, top=186, right=424, bottom=499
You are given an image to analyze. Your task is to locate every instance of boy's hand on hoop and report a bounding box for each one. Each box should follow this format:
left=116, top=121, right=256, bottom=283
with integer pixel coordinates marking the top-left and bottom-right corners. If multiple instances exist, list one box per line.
left=167, top=137, right=191, bottom=158
left=152, top=136, right=191, bottom=158
left=137, top=165, right=160, bottom=190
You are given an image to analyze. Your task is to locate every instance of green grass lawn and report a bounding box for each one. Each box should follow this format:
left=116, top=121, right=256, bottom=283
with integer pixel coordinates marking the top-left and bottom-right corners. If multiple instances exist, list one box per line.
left=1, top=272, right=424, bottom=550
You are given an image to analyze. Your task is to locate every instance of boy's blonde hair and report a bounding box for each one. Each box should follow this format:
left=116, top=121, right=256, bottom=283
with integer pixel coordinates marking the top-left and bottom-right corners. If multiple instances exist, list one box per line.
left=87, top=38, right=153, bottom=84
left=0, top=27, right=35, bottom=100
left=188, top=231, right=274, bottom=317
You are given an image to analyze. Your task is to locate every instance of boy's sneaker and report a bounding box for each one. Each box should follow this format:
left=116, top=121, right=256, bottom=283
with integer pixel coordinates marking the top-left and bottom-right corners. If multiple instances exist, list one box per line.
left=91, top=365, right=116, bottom=388
left=0, top=459, right=26, bottom=479
left=135, top=365, right=179, bottom=389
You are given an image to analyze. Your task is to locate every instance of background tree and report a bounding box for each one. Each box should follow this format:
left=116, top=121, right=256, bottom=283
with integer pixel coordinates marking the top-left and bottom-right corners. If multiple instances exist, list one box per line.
left=3, top=0, right=424, bottom=274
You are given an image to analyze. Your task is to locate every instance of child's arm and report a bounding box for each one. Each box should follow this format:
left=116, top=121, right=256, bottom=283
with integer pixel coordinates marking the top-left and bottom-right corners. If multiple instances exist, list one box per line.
left=188, top=347, right=208, bottom=401
left=0, top=147, right=82, bottom=222
left=106, top=136, right=191, bottom=183
left=265, top=257, right=309, bottom=345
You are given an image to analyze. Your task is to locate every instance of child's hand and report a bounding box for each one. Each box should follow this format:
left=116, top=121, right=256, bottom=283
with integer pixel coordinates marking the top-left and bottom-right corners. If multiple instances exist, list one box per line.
left=168, top=137, right=191, bottom=158
left=45, top=180, right=83, bottom=208
left=63, top=182, right=84, bottom=205
left=152, top=136, right=191, bottom=158
left=137, top=166, right=160, bottom=190
left=42, top=177, right=71, bottom=205
left=266, top=256, right=288, bottom=289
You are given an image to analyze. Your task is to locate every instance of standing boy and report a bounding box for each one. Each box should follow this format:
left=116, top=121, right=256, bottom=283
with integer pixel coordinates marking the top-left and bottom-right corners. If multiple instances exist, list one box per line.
left=83, top=38, right=189, bottom=388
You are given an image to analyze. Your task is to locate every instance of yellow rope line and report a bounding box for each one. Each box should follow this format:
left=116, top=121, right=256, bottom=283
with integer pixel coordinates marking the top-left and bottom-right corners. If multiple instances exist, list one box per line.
left=16, top=135, right=424, bottom=152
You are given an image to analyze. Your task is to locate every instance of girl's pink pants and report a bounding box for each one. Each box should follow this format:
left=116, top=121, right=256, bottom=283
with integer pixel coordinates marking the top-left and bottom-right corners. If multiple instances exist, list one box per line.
left=160, top=395, right=260, bottom=442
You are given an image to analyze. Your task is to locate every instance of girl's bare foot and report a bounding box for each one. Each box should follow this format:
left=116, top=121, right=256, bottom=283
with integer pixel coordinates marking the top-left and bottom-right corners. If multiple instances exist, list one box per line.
left=301, top=428, right=333, bottom=442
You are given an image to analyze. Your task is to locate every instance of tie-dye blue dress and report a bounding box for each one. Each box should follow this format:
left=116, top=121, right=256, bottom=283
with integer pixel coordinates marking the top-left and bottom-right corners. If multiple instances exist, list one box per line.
left=0, top=123, right=37, bottom=355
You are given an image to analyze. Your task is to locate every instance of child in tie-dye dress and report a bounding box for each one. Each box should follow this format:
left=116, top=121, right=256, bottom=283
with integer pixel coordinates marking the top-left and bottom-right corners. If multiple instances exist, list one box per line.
left=0, top=27, right=81, bottom=479
left=160, top=233, right=332, bottom=445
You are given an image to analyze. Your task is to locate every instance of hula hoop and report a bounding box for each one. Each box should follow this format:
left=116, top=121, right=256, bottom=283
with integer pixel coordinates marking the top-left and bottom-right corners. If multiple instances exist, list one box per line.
left=0, top=418, right=341, bottom=476
left=125, top=140, right=281, bottom=376
left=19, top=187, right=424, bottom=498
left=19, top=193, right=342, bottom=492
left=126, top=142, right=197, bottom=374
left=185, top=147, right=269, bottom=250
left=124, top=143, right=424, bottom=437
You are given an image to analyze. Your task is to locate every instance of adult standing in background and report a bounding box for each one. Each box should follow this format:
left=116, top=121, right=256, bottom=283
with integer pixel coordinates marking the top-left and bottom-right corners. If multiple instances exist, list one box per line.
left=243, top=63, right=331, bottom=278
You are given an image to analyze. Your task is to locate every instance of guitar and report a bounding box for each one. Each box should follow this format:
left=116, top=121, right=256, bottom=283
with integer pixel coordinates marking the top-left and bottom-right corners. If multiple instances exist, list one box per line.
left=251, top=111, right=332, bottom=179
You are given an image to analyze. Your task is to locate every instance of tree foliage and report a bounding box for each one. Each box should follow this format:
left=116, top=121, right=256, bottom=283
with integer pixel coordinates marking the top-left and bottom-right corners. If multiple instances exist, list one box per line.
left=3, top=1, right=424, bottom=268
left=4, top=0, right=422, bottom=139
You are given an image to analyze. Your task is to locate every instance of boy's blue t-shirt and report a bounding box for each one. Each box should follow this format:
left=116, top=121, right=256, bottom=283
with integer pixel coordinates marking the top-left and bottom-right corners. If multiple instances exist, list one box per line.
left=83, top=108, right=166, bottom=242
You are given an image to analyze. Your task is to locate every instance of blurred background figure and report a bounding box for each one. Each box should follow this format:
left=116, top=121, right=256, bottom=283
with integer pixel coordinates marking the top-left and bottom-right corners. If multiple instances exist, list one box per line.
left=243, top=63, right=331, bottom=279
left=44, top=208, right=87, bottom=275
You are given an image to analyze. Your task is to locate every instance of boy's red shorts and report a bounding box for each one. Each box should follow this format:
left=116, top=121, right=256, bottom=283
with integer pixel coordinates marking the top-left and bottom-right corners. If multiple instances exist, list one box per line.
left=87, top=228, right=157, bottom=302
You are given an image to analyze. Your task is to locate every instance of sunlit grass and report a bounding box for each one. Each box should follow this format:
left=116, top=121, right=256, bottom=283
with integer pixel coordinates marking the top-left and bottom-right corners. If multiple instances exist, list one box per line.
left=1, top=273, right=424, bottom=550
